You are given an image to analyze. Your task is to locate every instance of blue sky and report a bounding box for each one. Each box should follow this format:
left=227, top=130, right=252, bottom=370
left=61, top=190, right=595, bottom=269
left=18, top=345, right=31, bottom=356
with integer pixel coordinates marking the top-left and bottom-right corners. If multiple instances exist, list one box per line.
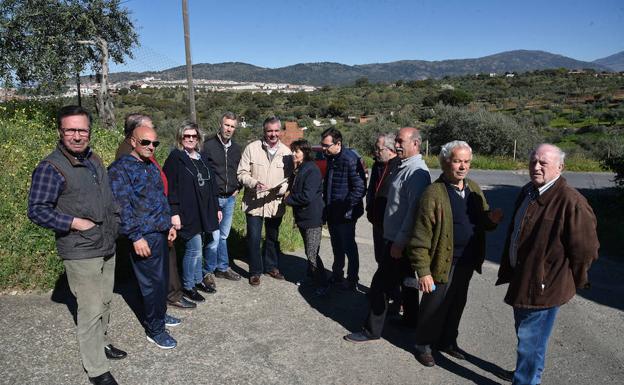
left=110, top=0, right=624, bottom=72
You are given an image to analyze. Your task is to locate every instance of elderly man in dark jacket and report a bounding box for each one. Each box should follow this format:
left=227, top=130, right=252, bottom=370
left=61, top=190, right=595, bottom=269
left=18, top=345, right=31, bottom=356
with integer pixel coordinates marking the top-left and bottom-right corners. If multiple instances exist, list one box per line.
left=321, top=127, right=367, bottom=290
left=408, top=140, right=502, bottom=367
left=496, top=143, right=599, bottom=385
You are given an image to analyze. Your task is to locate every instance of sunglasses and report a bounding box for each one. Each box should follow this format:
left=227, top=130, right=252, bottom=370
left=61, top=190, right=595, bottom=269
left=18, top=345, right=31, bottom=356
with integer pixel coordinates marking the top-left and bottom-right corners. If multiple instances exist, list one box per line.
left=136, top=138, right=160, bottom=148
left=183, top=134, right=198, bottom=139
left=320, top=142, right=335, bottom=149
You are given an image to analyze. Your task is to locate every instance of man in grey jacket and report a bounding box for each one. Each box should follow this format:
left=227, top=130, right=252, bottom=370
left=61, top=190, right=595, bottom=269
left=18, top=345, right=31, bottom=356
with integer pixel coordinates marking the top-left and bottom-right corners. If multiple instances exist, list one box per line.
left=345, top=126, right=431, bottom=343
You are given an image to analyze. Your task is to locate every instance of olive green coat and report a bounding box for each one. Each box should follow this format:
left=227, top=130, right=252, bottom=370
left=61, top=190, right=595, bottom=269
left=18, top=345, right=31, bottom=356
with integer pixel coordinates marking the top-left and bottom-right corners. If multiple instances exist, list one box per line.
left=407, top=177, right=497, bottom=283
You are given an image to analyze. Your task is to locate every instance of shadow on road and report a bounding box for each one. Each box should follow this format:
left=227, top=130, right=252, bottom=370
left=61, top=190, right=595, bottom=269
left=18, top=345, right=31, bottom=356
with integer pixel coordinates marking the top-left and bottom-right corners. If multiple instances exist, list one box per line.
left=279, top=252, right=509, bottom=383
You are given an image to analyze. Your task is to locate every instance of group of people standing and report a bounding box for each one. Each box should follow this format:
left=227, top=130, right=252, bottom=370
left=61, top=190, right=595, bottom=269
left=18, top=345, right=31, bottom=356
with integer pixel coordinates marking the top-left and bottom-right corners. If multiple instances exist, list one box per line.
left=344, top=131, right=599, bottom=385
left=27, top=104, right=599, bottom=385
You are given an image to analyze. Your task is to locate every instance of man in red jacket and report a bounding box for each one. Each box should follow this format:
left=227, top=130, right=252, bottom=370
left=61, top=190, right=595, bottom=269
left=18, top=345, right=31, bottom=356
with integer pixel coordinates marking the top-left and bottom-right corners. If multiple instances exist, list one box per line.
left=496, top=143, right=599, bottom=385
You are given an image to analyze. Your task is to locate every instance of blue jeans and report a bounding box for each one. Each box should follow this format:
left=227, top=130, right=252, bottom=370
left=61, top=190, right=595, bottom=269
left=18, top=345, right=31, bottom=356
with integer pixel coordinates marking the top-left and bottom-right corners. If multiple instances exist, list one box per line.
left=204, top=195, right=235, bottom=274
left=246, top=214, right=282, bottom=276
left=513, top=306, right=560, bottom=385
left=182, top=233, right=207, bottom=290
left=327, top=220, right=359, bottom=282
left=129, top=232, right=168, bottom=337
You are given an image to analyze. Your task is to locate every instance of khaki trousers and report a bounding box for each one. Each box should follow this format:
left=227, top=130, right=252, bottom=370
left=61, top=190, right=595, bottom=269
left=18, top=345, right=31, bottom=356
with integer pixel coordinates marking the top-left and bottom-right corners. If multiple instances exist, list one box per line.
left=63, top=254, right=115, bottom=377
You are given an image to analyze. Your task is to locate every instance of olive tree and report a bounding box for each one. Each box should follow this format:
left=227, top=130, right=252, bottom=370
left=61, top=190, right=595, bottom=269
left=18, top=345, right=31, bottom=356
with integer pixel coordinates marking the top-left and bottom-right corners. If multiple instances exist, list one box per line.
left=0, top=0, right=138, bottom=129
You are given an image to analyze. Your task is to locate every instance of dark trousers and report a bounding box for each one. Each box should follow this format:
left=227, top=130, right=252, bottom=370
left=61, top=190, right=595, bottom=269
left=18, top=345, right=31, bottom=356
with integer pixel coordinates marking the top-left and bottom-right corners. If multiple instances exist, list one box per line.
left=129, top=231, right=168, bottom=337
left=327, top=220, right=359, bottom=282
left=364, top=241, right=419, bottom=338
left=246, top=214, right=282, bottom=276
left=414, top=262, right=474, bottom=353
left=372, top=224, right=385, bottom=265
left=167, top=245, right=184, bottom=303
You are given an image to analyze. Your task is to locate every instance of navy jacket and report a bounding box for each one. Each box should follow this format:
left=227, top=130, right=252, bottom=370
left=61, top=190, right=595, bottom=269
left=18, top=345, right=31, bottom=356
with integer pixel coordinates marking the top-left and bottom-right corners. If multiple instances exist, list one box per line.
left=163, top=149, right=219, bottom=240
left=108, top=154, right=171, bottom=242
left=323, top=147, right=366, bottom=223
left=285, top=161, right=324, bottom=229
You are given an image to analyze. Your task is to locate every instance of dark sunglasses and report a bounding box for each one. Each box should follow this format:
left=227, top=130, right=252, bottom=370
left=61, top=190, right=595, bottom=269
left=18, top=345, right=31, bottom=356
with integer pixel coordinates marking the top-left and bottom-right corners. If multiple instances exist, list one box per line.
left=183, top=134, right=198, bottom=139
left=137, top=139, right=160, bottom=147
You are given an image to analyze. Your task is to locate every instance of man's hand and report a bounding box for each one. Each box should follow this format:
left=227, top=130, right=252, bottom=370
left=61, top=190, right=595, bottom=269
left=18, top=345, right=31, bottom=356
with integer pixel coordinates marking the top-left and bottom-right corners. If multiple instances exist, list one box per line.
left=232, top=190, right=239, bottom=197
left=168, top=227, right=177, bottom=242
left=419, top=275, right=435, bottom=293
left=390, top=244, right=404, bottom=259
left=71, top=217, right=96, bottom=231
left=171, top=215, right=182, bottom=230
left=255, top=182, right=268, bottom=192
left=217, top=211, right=223, bottom=223
left=488, top=208, right=504, bottom=224
left=133, top=238, right=151, bottom=258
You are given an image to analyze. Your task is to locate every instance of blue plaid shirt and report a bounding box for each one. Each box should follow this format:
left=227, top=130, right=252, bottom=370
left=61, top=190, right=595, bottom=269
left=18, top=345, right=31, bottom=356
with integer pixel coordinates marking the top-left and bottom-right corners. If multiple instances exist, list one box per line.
left=27, top=147, right=98, bottom=233
left=108, top=154, right=172, bottom=242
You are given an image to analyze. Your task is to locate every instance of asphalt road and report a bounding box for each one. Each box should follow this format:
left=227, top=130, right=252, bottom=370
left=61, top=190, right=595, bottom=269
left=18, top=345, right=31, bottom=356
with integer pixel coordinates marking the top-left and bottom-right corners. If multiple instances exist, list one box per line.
left=0, top=170, right=622, bottom=385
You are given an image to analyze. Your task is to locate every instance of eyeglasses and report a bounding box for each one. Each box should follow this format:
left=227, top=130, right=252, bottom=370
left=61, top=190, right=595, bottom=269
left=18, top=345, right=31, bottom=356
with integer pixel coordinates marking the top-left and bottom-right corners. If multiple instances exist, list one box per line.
left=183, top=134, right=198, bottom=140
left=320, top=142, right=335, bottom=149
left=62, top=128, right=90, bottom=137
left=136, top=138, right=160, bottom=148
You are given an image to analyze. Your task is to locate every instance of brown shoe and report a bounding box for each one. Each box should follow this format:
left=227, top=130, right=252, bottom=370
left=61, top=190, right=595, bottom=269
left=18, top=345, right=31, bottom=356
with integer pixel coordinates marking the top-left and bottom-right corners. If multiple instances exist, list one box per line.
left=415, top=352, right=435, bottom=367
left=214, top=268, right=241, bottom=281
left=249, top=275, right=261, bottom=286
left=265, top=268, right=285, bottom=280
left=202, top=272, right=217, bottom=290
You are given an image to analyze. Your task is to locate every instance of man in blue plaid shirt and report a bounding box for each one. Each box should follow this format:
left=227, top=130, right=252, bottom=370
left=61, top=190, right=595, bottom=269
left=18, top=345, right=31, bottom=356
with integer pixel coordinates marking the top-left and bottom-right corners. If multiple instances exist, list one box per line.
left=27, top=105, right=125, bottom=385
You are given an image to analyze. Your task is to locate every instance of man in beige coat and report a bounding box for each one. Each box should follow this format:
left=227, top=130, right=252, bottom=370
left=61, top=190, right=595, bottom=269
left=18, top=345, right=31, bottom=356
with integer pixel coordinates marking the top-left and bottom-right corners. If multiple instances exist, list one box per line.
left=238, top=116, right=293, bottom=285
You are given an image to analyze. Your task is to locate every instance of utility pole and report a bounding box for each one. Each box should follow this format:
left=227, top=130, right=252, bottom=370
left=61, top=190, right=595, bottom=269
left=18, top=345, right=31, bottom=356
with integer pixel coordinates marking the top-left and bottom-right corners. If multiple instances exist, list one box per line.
left=182, top=0, right=197, bottom=123
left=76, top=73, right=82, bottom=106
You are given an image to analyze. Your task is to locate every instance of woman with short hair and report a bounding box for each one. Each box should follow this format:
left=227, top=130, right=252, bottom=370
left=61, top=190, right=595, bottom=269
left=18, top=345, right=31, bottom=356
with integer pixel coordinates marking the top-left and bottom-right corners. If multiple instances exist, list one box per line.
left=285, top=139, right=329, bottom=295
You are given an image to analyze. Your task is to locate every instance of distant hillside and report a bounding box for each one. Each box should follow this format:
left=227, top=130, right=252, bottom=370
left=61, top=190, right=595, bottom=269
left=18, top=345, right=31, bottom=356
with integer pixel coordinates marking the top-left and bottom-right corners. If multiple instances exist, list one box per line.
left=594, top=51, right=624, bottom=72
left=108, top=50, right=611, bottom=86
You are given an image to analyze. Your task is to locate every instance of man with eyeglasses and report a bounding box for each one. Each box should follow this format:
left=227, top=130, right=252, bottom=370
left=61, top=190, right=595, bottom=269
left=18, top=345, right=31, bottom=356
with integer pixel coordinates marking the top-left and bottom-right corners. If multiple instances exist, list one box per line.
left=109, top=125, right=180, bottom=350
left=366, top=133, right=399, bottom=265
left=200, top=112, right=243, bottom=289
left=320, top=127, right=367, bottom=291
left=115, top=114, right=195, bottom=311
left=27, top=105, right=125, bottom=385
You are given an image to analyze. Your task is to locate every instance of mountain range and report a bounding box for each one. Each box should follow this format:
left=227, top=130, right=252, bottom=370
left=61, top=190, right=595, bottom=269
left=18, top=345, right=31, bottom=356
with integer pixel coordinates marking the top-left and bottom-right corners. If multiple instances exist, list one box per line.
left=108, top=49, right=624, bottom=86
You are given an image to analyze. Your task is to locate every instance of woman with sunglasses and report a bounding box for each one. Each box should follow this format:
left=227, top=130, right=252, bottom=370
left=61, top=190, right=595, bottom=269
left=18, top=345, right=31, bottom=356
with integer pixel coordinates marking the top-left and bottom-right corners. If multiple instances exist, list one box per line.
left=163, top=122, right=221, bottom=303
left=285, top=139, right=329, bottom=296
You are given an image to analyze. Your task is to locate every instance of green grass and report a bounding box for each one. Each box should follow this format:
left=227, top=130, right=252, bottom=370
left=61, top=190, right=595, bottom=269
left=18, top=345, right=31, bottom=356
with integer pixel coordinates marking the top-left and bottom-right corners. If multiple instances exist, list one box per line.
left=0, top=101, right=301, bottom=290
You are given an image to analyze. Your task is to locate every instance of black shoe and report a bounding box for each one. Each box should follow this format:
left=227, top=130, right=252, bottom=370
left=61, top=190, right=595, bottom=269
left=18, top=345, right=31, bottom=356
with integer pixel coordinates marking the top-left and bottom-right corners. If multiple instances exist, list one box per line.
left=89, top=371, right=118, bottom=385
left=182, top=288, right=205, bottom=303
left=104, top=344, right=127, bottom=360
left=196, top=282, right=216, bottom=294
left=439, top=345, right=466, bottom=360
left=495, top=369, right=514, bottom=382
left=343, top=331, right=379, bottom=343
left=340, top=280, right=358, bottom=291
left=168, top=297, right=197, bottom=309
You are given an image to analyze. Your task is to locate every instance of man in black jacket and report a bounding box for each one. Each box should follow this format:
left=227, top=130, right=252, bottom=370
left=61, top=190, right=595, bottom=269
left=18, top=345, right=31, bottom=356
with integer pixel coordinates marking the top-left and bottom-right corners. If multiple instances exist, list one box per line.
left=201, top=112, right=243, bottom=289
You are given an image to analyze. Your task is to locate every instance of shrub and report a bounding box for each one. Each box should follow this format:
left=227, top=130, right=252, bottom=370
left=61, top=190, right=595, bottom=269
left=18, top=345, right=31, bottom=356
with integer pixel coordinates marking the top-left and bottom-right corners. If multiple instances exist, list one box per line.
left=428, top=104, right=541, bottom=157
